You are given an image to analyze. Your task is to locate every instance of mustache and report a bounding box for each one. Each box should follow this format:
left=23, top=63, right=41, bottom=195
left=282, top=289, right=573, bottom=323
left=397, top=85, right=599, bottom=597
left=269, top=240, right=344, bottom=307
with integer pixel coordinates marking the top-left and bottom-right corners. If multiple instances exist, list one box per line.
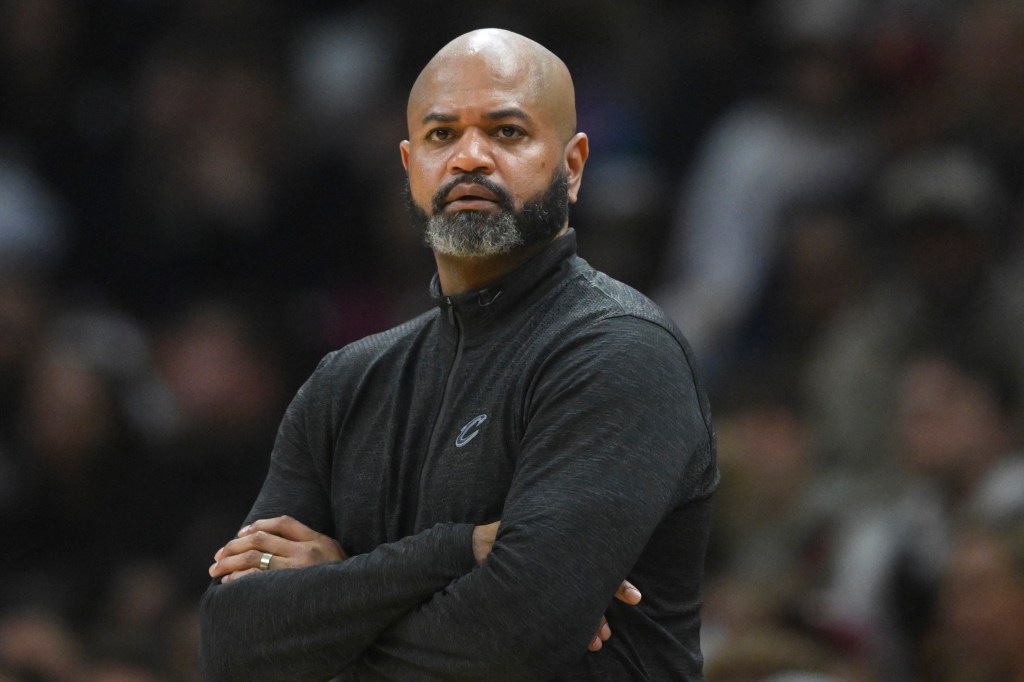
left=432, top=174, right=514, bottom=214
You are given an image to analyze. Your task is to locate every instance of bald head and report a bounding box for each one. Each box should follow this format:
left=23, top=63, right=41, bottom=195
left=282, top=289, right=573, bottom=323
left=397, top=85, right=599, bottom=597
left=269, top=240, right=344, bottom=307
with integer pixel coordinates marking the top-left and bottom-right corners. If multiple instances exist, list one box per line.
left=400, top=28, right=590, bottom=261
left=408, top=29, right=577, bottom=142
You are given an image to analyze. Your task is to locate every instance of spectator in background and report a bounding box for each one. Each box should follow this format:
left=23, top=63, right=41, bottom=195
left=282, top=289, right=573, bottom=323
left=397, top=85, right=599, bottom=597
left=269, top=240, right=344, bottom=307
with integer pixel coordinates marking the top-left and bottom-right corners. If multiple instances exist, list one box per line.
left=701, top=369, right=870, bottom=680
left=705, top=372, right=839, bottom=604
left=944, top=0, right=1024, bottom=198
left=6, top=308, right=171, bottom=624
left=149, top=298, right=292, bottom=594
left=926, top=518, right=1024, bottom=682
left=0, top=152, right=65, bottom=461
left=0, top=269, right=53, bottom=511
left=0, top=0, right=85, bottom=195
left=0, top=610, right=83, bottom=681
left=804, top=145, right=1015, bottom=477
left=113, top=31, right=291, bottom=315
left=722, top=202, right=869, bottom=399
left=653, top=0, right=877, bottom=384
left=0, top=303, right=210, bottom=679
left=823, top=346, right=1023, bottom=681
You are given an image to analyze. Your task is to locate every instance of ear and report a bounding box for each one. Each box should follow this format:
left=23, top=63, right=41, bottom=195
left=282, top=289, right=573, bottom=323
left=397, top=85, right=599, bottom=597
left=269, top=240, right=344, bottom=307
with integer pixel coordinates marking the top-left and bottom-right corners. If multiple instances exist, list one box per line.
left=564, top=133, right=588, bottom=204
left=400, top=140, right=411, bottom=171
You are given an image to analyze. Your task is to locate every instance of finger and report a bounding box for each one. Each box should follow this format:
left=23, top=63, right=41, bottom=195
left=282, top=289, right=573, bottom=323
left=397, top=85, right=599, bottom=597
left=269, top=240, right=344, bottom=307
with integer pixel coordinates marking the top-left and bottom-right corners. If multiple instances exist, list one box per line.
left=215, top=530, right=293, bottom=563
left=239, top=516, right=318, bottom=542
left=211, top=549, right=289, bottom=578
left=614, top=579, right=642, bottom=605
left=210, top=549, right=265, bottom=577
left=587, top=616, right=610, bottom=653
left=220, top=567, right=262, bottom=584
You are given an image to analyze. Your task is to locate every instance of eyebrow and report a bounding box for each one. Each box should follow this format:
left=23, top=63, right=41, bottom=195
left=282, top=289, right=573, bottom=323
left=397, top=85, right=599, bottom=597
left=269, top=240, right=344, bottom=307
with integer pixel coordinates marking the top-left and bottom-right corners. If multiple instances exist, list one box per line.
left=484, top=108, right=531, bottom=122
left=420, top=108, right=532, bottom=125
left=422, top=112, right=458, bottom=124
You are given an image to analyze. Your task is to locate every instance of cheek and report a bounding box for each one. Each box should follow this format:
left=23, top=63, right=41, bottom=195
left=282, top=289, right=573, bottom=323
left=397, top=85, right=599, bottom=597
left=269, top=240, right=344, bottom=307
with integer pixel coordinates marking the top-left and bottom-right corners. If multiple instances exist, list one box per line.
left=502, top=149, right=556, bottom=200
left=407, top=156, right=443, bottom=204
left=407, top=174, right=430, bottom=205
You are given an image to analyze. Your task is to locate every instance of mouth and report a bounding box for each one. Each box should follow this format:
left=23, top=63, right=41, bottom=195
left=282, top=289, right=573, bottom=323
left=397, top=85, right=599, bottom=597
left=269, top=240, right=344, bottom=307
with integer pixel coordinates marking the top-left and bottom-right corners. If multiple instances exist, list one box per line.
left=443, top=184, right=501, bottom=211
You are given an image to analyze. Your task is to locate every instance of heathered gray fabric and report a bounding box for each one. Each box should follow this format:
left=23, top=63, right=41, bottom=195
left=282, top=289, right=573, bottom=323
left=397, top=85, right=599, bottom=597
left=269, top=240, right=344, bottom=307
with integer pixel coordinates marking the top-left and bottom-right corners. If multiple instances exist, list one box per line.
left=199, top=231, right=719, bottom=681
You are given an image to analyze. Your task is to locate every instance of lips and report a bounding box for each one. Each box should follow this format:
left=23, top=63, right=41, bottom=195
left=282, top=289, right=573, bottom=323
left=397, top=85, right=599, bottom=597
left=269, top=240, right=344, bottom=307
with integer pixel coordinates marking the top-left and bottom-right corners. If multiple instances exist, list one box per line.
left=445, top=184, right=501, bottom=207
left=431, top=176, right=510, bottom=214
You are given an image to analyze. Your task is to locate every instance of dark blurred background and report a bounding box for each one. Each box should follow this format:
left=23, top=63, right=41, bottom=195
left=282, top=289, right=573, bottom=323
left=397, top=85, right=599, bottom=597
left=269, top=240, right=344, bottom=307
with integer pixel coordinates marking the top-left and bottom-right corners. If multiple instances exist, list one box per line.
left=2, top=1, right=1023, bottom=680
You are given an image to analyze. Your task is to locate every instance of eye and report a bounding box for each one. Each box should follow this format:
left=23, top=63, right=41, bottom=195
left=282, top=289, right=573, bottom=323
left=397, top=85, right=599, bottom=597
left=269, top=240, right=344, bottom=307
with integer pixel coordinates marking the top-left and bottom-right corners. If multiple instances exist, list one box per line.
left=496, top=125, right=524, bottom=140
left=427, top=128, right=453, bottom=142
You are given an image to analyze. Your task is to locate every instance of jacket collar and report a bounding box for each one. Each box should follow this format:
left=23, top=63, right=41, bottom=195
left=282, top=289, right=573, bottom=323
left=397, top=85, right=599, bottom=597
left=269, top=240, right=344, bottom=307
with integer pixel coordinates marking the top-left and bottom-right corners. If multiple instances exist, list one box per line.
left=430, top=229, right=578, bottom=334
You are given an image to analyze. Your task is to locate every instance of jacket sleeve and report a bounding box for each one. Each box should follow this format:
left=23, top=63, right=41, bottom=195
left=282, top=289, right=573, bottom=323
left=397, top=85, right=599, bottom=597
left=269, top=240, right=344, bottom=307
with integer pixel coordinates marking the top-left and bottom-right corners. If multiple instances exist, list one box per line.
left=199, top=524, right=476, bottom=681
left=198, top=365, right=478, bottom=682
left=349, top=316, right=716, bottom=681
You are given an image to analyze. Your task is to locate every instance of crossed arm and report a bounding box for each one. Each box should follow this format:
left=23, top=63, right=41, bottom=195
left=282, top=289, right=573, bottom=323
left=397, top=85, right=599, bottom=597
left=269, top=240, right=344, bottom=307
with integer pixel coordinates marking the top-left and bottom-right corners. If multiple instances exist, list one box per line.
left=209, top=517, right=641, bottom=653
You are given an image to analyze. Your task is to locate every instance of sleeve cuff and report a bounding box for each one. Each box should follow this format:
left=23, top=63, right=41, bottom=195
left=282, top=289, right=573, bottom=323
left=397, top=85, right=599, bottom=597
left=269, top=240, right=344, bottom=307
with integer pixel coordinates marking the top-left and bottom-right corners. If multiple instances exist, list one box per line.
left=443, top=523, right=478, bottom=575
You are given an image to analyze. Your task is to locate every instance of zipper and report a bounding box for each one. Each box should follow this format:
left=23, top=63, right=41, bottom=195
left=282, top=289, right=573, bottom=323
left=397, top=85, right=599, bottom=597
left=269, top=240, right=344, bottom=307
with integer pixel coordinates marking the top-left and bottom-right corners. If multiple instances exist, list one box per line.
left=412, top=297, right=463, bottom=529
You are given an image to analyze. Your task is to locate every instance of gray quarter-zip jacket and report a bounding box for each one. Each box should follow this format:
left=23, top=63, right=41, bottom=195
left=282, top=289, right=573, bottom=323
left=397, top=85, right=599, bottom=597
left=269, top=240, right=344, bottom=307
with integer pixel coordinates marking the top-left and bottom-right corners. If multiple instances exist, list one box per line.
left=199, top=230, right=719, bottom=681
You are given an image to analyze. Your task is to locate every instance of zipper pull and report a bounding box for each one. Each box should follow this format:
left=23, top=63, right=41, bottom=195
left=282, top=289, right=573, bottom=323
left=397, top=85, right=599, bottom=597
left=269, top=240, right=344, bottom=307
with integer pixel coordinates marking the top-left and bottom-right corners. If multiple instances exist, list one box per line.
left=446, top=297, right=456, bottom=326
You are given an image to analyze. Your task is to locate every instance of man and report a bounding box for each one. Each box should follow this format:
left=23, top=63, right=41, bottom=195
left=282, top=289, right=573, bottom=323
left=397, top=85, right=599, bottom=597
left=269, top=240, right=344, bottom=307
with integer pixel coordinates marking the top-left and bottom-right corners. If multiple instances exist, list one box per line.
left=200, top=28, right=718, bottom=681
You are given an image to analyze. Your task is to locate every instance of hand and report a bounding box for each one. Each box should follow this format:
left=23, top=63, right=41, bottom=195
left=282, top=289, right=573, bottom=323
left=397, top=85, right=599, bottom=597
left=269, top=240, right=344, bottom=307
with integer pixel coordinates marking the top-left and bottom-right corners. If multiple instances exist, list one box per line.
left=587, top=579, right=642, bottom=652
left=472, top=521, right=500, bottom=566
left=209, top=515, right=347, bottom=584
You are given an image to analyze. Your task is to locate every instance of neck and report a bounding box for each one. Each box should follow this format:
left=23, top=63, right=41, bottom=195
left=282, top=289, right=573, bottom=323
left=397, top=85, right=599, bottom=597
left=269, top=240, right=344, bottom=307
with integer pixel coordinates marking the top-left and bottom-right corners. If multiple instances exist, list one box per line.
left=434, top=227, right=567, bottom=295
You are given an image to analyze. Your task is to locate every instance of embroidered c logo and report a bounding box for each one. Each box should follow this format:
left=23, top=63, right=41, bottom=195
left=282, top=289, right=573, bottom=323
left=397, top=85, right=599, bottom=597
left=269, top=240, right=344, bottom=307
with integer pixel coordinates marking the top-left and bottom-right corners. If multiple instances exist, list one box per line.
left=455, top=414, right=488, bottom=448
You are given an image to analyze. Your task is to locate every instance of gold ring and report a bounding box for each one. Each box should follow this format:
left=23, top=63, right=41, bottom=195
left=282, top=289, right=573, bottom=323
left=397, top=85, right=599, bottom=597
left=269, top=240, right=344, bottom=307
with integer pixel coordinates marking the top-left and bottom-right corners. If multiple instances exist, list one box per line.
left=259, top=552, right=272, bottom=570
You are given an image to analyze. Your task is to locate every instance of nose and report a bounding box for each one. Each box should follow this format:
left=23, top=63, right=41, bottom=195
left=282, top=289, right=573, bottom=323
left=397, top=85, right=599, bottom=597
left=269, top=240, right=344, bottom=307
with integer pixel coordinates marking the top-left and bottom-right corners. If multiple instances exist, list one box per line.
left=447, top=128, right=494, bottom=175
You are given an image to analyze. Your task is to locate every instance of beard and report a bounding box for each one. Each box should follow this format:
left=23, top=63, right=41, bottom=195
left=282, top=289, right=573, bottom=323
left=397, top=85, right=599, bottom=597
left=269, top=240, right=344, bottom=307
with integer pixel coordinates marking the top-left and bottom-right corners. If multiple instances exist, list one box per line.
left=404, top=169, right=569, bottom=257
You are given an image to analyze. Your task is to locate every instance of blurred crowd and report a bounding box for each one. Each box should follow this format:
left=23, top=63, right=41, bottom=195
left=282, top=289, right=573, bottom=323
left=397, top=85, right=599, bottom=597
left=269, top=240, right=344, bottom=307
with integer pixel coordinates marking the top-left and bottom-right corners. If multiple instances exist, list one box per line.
left=2, top=0, right=1023, bottom=680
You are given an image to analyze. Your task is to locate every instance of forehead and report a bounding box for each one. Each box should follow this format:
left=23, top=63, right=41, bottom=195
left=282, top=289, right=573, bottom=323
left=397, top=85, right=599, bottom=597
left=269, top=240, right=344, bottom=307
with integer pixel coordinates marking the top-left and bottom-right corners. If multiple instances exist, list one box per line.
left=408, top=53, right=545, bottom=123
